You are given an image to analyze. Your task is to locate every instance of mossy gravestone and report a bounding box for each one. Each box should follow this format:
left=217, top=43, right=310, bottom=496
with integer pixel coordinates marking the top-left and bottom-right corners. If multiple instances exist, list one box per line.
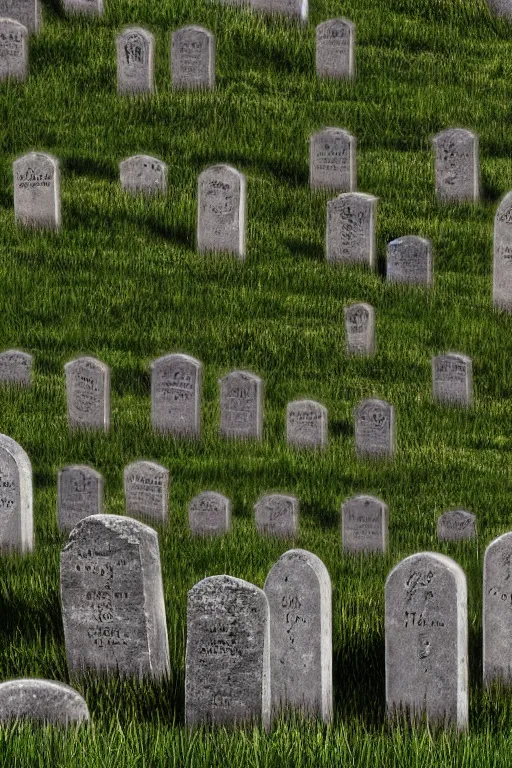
left=197, top=164, right=246, bottom=258
left=309, top=128, right=356, bottom=192
left=0, top=434, right=32, bottom=553
left=316, top=18, right=355, bottom=79
left=483, top=532, right=512, bottom=685
left=188, top=491, right=231, bottom=536
left=286, top=399, right=328, bottom=449
left=171, top=26, right=215, bottom=90
left=354, top=398, right=395, bottom=459
left=57, top=465, right=104, bottom=533
left=326, top=192, right=377, bottom=267
left=13, top=152, right=60, bottom=230
left=116, top=27, right=154, bottom=95
left=124, top=460, right=169, bottom=524
left=432, top=128, right=479, bottom=203
left=254, top=494, right=298, bottom=539
left=0, top=680, right=89, bottom=725
left=493, top=191, right=512, bottom=312
left=120, top=155, right=167, bottom=196
left=0, top=349, right=32, bottom=386
left=386, top=236, right=432, bottom=287
left=65, top=356, right=110, bottom=431
left=0, top=19, right=27, bottom=81
left=432, top=353, right=473, bottom=407
left=219, top=370, right=263, bottom=439
left=344, top=303, right=375, bottom=356
left=151, top=353, right=202, bottom=437
left=341, top=494, right=388, bottom=553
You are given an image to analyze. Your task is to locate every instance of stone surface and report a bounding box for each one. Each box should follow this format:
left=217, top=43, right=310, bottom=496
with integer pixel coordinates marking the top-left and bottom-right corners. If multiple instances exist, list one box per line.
left=437, top=510, right=476, bottom=542
left=124, top=460, right=169, bottom=524
left=354, top=398, right=395, bottom=459
left=254, top=494, right=298, bottom=539
left=185, top=575, right=270, bottom=728
left=493, top=191, right=512, bottom=311
left=326, top=192, right=378, bottom=267
left=432, top=353, right=473, bottom=407
left=263, top=549, right=332, bottom=722
left=0, top=0, right=39, bottom=33
left=386, top=236, right=432, bottom=286
left=151, top=353, right=202, bottom=437
left=116, top=27, right=154, bottom=95
left=483, top=532, right=512, bottom=684
left=65, top=356, right=110, bottom=431
left=432, top=128, right=479, bottom=203
left=344, top=303, right=375, bottom=356
left=197, top=164, right=246, bottom=258
left=13, top=152, right=60, bottom=230
left=120, top=155, right=167, bottom=196
left=487, top=0, right=512, bottom=15
left=0, top=434, right=32, bottom=553
left=0, top=679, right=89, bottom=725
left=171, top=26, right=214, bottom=90
left=309, top=128, right=356, bottom=192
left=63, top=0, right=101, bottom=15
left=250, top=0, right=307, bottom=21
left=385, top=552, right=468, bottom=729
left=219, top=370, right=263, bottom=440
left=286, top=400, right=328, bottom=449
left=61, top=514, right=170, bottom=679
left=0, top=19, right=27, bottom=81
left=188, top=492, right=231, bottom=536
left=316, top=18, right=355, bottom=79
left=58, top=465, right=104, bottom=533
left=341, top=494, right=388, bottom=553
left=0, top=349, right=32, bottom=386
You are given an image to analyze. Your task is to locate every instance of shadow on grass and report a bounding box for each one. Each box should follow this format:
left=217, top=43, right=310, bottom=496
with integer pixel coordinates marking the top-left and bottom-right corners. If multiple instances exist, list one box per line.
left=334, top=631, right=386, bottom=727
left=283, top=238, right=324, bottom=261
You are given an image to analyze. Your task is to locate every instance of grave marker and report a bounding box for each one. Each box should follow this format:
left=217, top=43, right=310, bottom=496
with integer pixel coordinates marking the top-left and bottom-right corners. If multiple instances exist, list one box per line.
left=437, top=510, right=476, bottom=542
left=151, top=353, right=202, bottom=437
left=188, top=491, right=231, bottom=536
left=13, top=152, right=60, bottom=230
left=219, top=370, right=263, bottom=440
left=171, top=26, right=215, bottom=90
left=0, top=349, right=32, bottom=386
left=0, top=680, right=89, bottom=725
left=116, top=27, right=154, bottom=95
left=493, top=191, right=512, bottom=311
left=254, top=494, right=298, bottom=539
left=309, top=128, right=356, bottom=192
left=432, top=353, right=473, bottom=407
left=386, top=236, right=432, bottom=286
left=0, top=19, right=27, bottom=81
left=63, top=0, right=101, bottom=15
left=124, top=460, right=169, bottom=524
left=286, top=399, right=327, bottom=449
left=344, top=303, right=375, bottom=356
left=483, top=532, right=512, bottom=684
left=120, top=155, right=167, bottom=196
left=57, top=465, right=104, bottom=533
left=251, top=0, right=307, bottom=21
left=197, top=164, right=246, bottom=258
left=354, top=398, right=395, bottom=459
left=65, top=356, right=110, bottom=431
left=316, top=18, right=355, bottom=79
left=341, top=494, right=388, bottom=553
left=0, top=0, right=39, bottom=33
left=432, top=128, right=479, bottom=203
left=0, top=433, right=32, bottom=553
left=326, top=192, right=378, bottom=267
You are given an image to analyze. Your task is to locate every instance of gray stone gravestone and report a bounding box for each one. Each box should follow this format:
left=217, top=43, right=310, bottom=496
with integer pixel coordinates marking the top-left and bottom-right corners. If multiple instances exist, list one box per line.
left=437, top=510, right=476, bottom=542
left=309, top=128, right=356, bottom=192
left=286, top=399, right=328, bottom=449
left=254, top=494, right=298, bottom=539
left=344, top=302, right=375, bottom=356
left=116, top=27, right=154, bottom=95
left=219, top=370, right=263, bottom=440
left=487, top=0, right=512, bottom=16
left=119, top=155, right=167, bottom=196
left=0, top=434, right=32, bottom=553
left=0, top=349, right=32, bottom=386
left=0, top=679, right=89, bottom=725
left=493, top=191, right=512, bottom=311
left=63, top=0, right=101, bottom=15
left=124, top=460, right=169, bottom=524
left=251, top=0, right=307, bottom=21
left=65, top=356, right=110, bottom=431
left=197, top=164, right=246, bottom=258
left=185, top=575, right=270, bottom=728
left=483, top=532, right=512, bottom=684
left=13, top=152, right=60, bottom=230
left=386, top=236, right=432, bottom=286
left=0, top=0, right=39, bottom=33
left=326, top=192, right=378, bottom=267
left=432, top=353, right=473, bottom=407
left=385, top=552, right=468, bottom=730
left=171, top=25, right=215, bottom=90
left=432, top=128, right=479, bottom=203
left=263, top=549, right=332, bottom=722
left=151, top=353, right=202, bottom=437
left=61, top=514, right=170, bottom=679
left=188, top=491, right=231, bottom=536
left=316, top=18, right=355, bottom=79
left=0, top=19, right=27, bottom=81
left=354, top=398, right=395, bottom=459
left=341, top=494, right=388, bottom=553
left=57, top=465, right=104, bottom=533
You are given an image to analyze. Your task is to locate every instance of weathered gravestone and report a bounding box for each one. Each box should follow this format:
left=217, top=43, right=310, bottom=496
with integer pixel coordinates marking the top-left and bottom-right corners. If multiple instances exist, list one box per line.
left=197, top=164, right=246, bottom=258
left=251, top=0, right=307, bottom=21
left=188, top=491, right=231, bottom=536
left=151, top=353, right=202, bottom=437
left=487, top=0, right=512, bottom=16
left=263, top=549, right=332, bottom=722
left=493, top=191, right=512, bottom=311
left=309, top=128, right=356, bottom=192
left=13, top=152, right=60, bottom=230
left=0, top=679, right=89, bottom=725
left=116, top=27, right=154, bottom=95
left=57, top=465, right=104, bottom=533
left=326, top=192, right=378, bottom=267
left=341, top=494, right=388, bottom=553
left=354, top=398, right=395, bottom=459
left=65, top=356, right=110, bottom=431
left=62, top=0, right=101, bottom=15
left=483, top=532, right=512, bottom=684
left=385, top=552, right=468, bottom=729
left=171, top=26, right=215, bottom=90
left=0, top=19, right=27, bottom=81
left=432, top=128, right=479, bottom=203
left=0, top=434, right=32, bottom=553
left=344, top=302, right=375, bottom=356
left=254, top=494, right=298, bottom=539
left=432, top=353, right=473, bottom=407
left=119, top=155, right=167, bottom=196
left=437, top=510, right=476, bottom=542
left=386, top=236, right=432, bottom=286
left=0, top=349, right=32, bottom=386
left=185, top=575, right=270, bottom=728
left=61, top=514, right=170, bottom=679
left=316, top=18, right=355, bottom=79
left=124, top=460, right=169, bottom=524
left=0, top=0, right=39, bottom=33
left=286, top=400, right=327, bottom=449
left=219, top=370, right=263, bottom=440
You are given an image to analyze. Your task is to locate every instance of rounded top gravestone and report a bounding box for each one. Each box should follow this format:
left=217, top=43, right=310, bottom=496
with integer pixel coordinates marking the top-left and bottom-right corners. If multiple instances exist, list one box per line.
left=13, top=151, right=60, bottom=230
left=0, top=679, right=90, bottom=725
left=354, top=398, right=395, bottom=459
left=197, top=164, right=246, bottom=258
left=386, top=235, right=432, bottom=286
left=316, top=18, right=355, bottom=79
left=151, top=353, right=202, bottom=437
left=120, top=155, right=167, bottom=196
left=326, top=191, right=378, bottom=268
left=0, top=433, right=33, bottom=553
left=0, top=349, right=32, bottom=386
left=0, top=19, right=28, bottom=82
left=116, top=27, right=154, bottom=95
left=493, top=191, right=512, bottom=311
left=64, top=356, right=110, bottom=431
left=432, top=127, right=479, bottom=203
left=344, top=302, right=375, bottom=356
left=219, top=370, right=263, bottom=439
left=171, top=25, right=215, bottom=90
left=309, top=127, right=356, bottom=192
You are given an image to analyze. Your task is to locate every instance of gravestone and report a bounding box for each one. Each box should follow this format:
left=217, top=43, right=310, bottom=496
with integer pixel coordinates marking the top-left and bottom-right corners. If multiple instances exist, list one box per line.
left=0, top=434, right=32, bottom=553
left=116, top=27, right=154, bottom=95
left=341, top=494, right=388, bottom=553
left=316, top=18, right=355, bottom=79
left=483, top=532, right=512, bottom=684
left=286, top=400, right=328, bottom=449
left=65, top=356, right=110, bottom=431
left=254, top=494, right=299, bottom=539
left=61, top=514, right=170, bottom=679
left=432, top=128, right=479, bottom=203
left=385, top=552, right=468, bottom=730
left=386, top=236, right=432, bottom=286
left=437, top=510, right=476, bottom=542
left=0, top=349, right=32, bottom=386
left=151, top=353, right=202, bottom=437
left=0, top=19, right=27, bottom=81
left=326, top=192, right=378, bottom=267
left=171, top=26, right=215, bottom=90
left=0, top=0, right=39, bottom=33
left=57, top=465, right=104, bottom=533
left=493, top=191, right=512, bottom=311
left=185, top=575, right=270, bottom=728
left=487, top=0, right=512, bottom=16
left=219, top=370, right=263, bottom=440
left=432, top=353, right=473, bottom=407
left=263, top=549, right=332, bottom=722
left=197, top=164, right=246, bottom=258
left=124, top=460, right=169, bottom=524
left=251, top=0, right=307, bottom=21
left=62, top=0, right=101, bottom=15
left=188, top=491, right=231, bottom=536
left=0, top=680, right=89, bottom=725
left=309, top=128, right=356, bottom=192
left=119, top=155, right=167, bottom=196
left=354, top=398, right=395, bottom=459
left=13, top=152, right=60, bottom=230
left=344, top=303, right=375, bottom=356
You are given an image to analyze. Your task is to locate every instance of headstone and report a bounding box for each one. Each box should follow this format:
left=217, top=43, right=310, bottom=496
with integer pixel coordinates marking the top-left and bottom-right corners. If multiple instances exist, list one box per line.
left=385, top=552, right=468, bottom=730
left=483, top=532, right=512, bottom=684
left=437, top=510, right=476, bottom=542
left=386, top=236, right=432, bottom=286
left=0, top=434, right=32, bottom=553
left=185, top=575, right=270, bottom=728
left=263, top=549, right=332, bottom=722
left=0, top=19, right=27, bottom=81
left=0, top=0, right=39, bottom=33
left=57, top=465, right=104, bottom=533
left=188, top=491, right=231, bottom=536
left=432, top=353, right=473, bottom=407
left=254, top=494, right=299, bottom=539
left=354, top=398, right=395, bottom=459
left=326, top=192, right=378, bottom=267
left=344, top=303, right=375, bottom=356
left=432, top=128, right=479, bottom=203
left=151, top=353, right=202, bottom=437
left=197, top=164, right=246, bottom=258
left=62, top=0, right=101, bottom=15
left=309, top=128, right=356, bottom=192
left=116, top=27, right=154, bottom=95
left=316, top=18, right=355, bottom=79
left=0, top=349, right=32, bottom=386
left=0, top=680, right=89, bottom=725
left=286, top=399, right=328, bottom=449
left=487, top=0, right=512, bottom=16
left=493, top=191, right=512, bottom=311
left=65, top=356, right=110, bottom=431
left=61, top=514, right=170, bottom=679
left=124, top=460, right=169, bottom=524
left=250, top=0, right=307, bottom=21
left=13, top=152, right=60, bottom=230
left=219, top=370, right=263, bottom=440
left=341, top=494, right=388, bottom=553
left=171, top=25, right=215, bottom=90
left=119, top=155, right=167, bottom=196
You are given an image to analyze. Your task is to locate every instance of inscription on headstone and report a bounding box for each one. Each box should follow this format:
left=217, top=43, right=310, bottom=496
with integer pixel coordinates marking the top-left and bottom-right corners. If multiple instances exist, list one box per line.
left=13, top=152, right=60, bottom=230
left=197, top=164, right=246, bottom=258
left=326, top=192, right=378, bottom=267
left=432, top=128, right=479, bottom=203
left=0, top=433, right=32, bottom=553
left=171, top=26, right=215, bottom=90
left=65, top=356, right=110, bottom=431
left=0, top=349, right=32, bottom=386
left=0, top=0, right=39, bottom=33
left=286, top=400, right=328, bottom=449
left=124, top=460, right=169, bottom=524
left=341, top=494, right=388, bottom=553
left=483, top=532, right=512, bottom=684
left=437, top=510, right=476, bottom=542
left=120, top=155, right=167, bottom=196
left=354, top=398, right=395, bottom=459
left=219, top=370, right=263, bottom=440
left=309, top=128, right=356, bottom=192
left=58, top=465, right=104, bottom=533
left=316, top=18, right=355, bottom=79
left=493, top=191, right=512, bottom=311
left=151, top=353, right=202, bottom=437
left=0, top=19, right=27, bottom=81
left=386, top=236, right=432, bottom=286
left=254, top=494, right=298, bottom=539
left=344, top=303, right=375, bottom=356
left=432, top=353, right=473, bottom=407
left=250, top=0, right=307, bottom=21
left=188, top=491, right=231, bottom=536
left=0, top=680, right=89, bottom=725
left=116, top=27, right=154, bottom=95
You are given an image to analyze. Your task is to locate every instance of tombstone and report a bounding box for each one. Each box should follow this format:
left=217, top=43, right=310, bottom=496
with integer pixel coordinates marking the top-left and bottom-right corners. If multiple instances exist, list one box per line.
left=354, top=398, right=395, bottom=459
left=254, top=494, right=299, bottom=539
left=0, top=0, right=39, bottom=33
left=61, top=514, right=170, bottom=679
left=250, top=0, right=307, bottom=21
left=188, top=491, right=231, bottom=536
left=286, top=400, right=328, bottom=450
left=116, top=27, right=154, bottom=95
left=124, top=460, right=169, bottom=525
left=386, top=236, right=432, bottom=287
left=432, top=128, right=479, bottom=203
left=263, top=549, right=332, bottom=722
left=0, top=680, right=89, bottom=725
left=0, top=434, right=32, bottom=553
left=13, top=152, right=60, bottom=230
left=171, top=26, right=215, bottom=90
left=65, top=356, right=110, bottom=431
left=326, top=192, right=378, bottom=267
left=151, top=353, right=202, bottom=437
left=119, top=155, right=167, bottom=196
left=316, top=18, right=355, bottom=79
left=432, top=353, right=473, bottom=407
left=341, top=494, right=388, bottom=553
left=344, top=303, right=375, bottom=356
left=0, top=19, right=27, bottom=81
left=385, top=552, right=468, bottom=730
left=62, top=0, right=101, bottom=15
left=493, top=191, right=512, bottom=311
left=57, top=465, right=104, bottom=533
left=483, top=532, right=512, bottom=684
left=219, top=370, right=263, bottom=440
left=197, top=164, right=246, bottom=258
left=186, top=575, right=270, bottom=728
left=0, top=349, right=32, bottom=386
left=487, top=0, right=512, bottom=16
left=309, top=128, right=356, bottom=192
left=437, top=510, right=476, bottom=542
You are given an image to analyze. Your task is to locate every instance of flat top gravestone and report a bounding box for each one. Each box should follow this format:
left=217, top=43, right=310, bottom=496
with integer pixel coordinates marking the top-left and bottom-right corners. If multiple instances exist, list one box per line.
left=264, top=549, right=332, bottom=723
left=326, top=192, right=378, bottom=268
left=344, top=302, right=375, bottom=356
left=58, top=465, right=104, bottom=533
left=432, top=128, right=479, bottom=203
left=483, top=532, right=512, bottom=685
left=0, top=434, right=32, bottom=553
left=432, top=353, right=473, bottom=407
left=386, top=236, right=432, bottom=287
left=185, top=575, right=270, bottom=729
left=13, top=152, right=60, bottom=230
left=171, top=26, right=215, bottom=90
left=120, top=155, right=167, bottom=196
left=116, top=27, right=154, bottom=95
left=385, top=552, right=468, bottom=730
left=437, top=510, right=476, bottom=542
left=65, top=356, right=110, bottom=431
left=316, top=18, right=355, bottom=79
left=0, top=19, right=27, bottom=81
left=188, top=491, right=231, bottom=536
left=254, top=494, right=298, bottom=539
left=151, top=353, right=202, bottom=437
left=0, top=349, right=32, bottom=386
left=0, top=679, right=89, bottom=725
left=286, top=400, right=327, bottom=450
left=309, top=128, right=356, bottom=192
left=251, top=0, right=307, bottom=21
left=219, top=370, right=263, bottom=440
left=124, top=460, right=169, bottom=525
left=341, top=494, right=388, bottom=553
left=354, top=398, right=395, bottom=459
left=197, top=164, right=246, bottom=259
left=0, top=0, right=39, bottom=33
left=62, top=0, right=101, bottom=16
left=61, top=514, right=170, bottom=680
left=493, top=191, right=512, bottom=312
